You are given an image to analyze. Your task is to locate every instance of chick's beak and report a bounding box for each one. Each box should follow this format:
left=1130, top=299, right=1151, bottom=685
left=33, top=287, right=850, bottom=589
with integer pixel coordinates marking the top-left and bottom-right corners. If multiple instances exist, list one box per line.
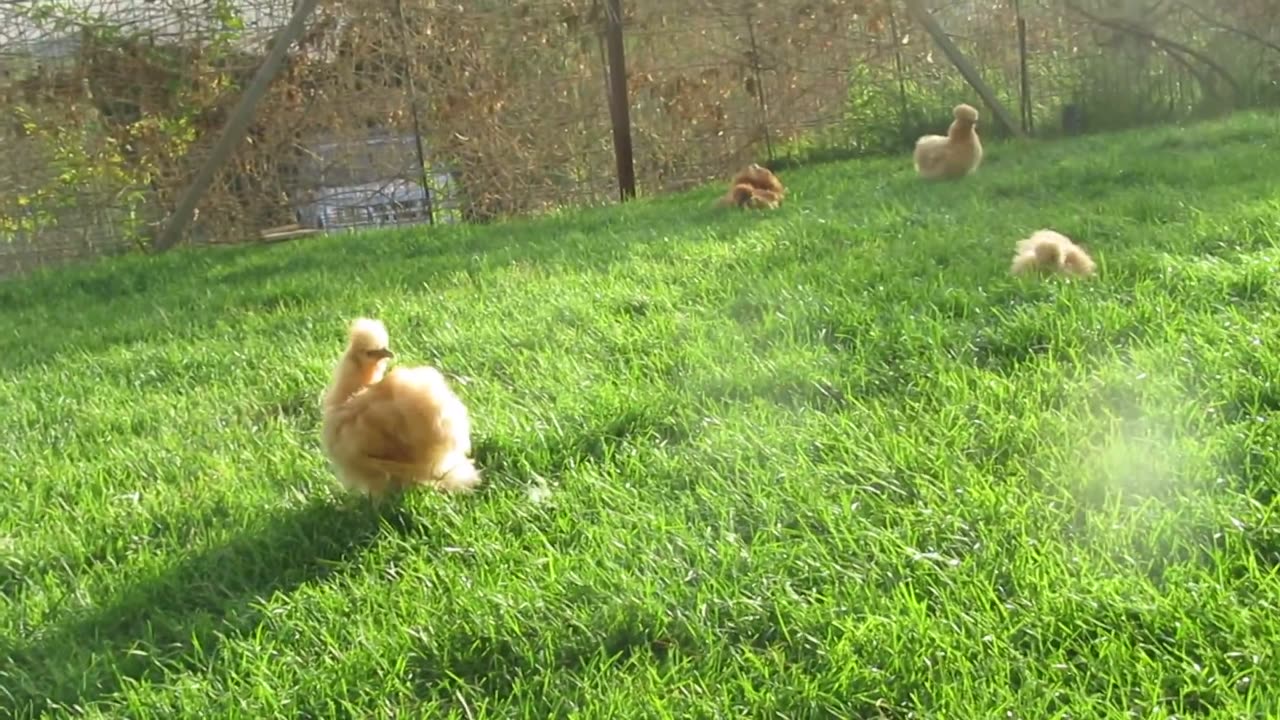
left=371, top=348, right=394, bottom=360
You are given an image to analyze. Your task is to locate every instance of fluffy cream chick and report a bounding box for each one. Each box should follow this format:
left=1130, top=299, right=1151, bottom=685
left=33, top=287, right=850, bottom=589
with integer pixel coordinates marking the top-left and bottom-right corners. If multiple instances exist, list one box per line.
left=1010, top=229, right=1096, bottom=278
left=321, top=317, right=480, bottom=500
left=913, top=103, right=983, bottom=180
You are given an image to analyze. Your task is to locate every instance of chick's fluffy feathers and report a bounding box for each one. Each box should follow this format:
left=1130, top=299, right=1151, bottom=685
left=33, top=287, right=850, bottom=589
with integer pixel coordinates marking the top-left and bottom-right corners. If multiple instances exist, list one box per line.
left=718, top=163, right=785, bottom=209
left=913, top=103, right=983, bottom=180
left=1010, top=229, right=1096, bottom=278
left=322, top=318, right=480, bottom=498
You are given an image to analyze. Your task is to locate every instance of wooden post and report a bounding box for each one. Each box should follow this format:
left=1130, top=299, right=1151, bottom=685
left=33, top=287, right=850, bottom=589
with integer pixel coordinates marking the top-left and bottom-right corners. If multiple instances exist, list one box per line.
left=152, top=0, right=324, bottom=250
left=1017, top=14, right=1032, bottom=133
left=903, top=0, right=1024, bottom=137
left=888, top=5, right=910, bottom=129
left=603, top=0, right=636, bottom=201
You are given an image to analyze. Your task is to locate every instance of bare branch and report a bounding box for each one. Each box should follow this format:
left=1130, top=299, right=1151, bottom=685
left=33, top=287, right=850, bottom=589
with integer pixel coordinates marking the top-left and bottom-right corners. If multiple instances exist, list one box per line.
left=1175, top=0, right=1280, bottom=56
left=1062, top=0, right=1241, bottom=100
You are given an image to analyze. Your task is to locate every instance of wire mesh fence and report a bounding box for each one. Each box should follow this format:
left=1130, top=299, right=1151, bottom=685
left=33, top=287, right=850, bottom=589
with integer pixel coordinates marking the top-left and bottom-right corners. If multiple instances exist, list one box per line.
left=2, top=0, right=1278, bottom=277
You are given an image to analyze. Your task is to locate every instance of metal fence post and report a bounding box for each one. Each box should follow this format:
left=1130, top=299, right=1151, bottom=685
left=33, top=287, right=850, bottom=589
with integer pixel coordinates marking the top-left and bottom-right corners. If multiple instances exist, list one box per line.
left=395, top=0, right=435, bottom=224
left=743, top=6, right=775, bottom=163
left=603, top=0, right=637, bottom=201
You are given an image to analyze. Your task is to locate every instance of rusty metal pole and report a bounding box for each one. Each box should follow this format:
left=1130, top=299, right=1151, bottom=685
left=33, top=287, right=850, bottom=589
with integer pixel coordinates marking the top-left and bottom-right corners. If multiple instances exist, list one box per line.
left=603, top=0, right=637, bottom=201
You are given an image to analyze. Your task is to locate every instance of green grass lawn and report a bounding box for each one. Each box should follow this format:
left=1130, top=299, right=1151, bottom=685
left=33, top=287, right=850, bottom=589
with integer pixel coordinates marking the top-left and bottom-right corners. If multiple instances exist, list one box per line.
left=3, top=111, right=1280, bottom=718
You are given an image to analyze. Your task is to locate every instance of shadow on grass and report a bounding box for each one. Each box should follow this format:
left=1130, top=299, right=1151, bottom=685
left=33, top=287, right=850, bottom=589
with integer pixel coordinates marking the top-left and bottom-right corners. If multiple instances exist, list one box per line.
left=0, top=499, right=398, bottom=717
left=406, top=612, right=682, bottom=708
left=470, top=402, right=696, bottom=487
left=400, top=596, right=905, bottom=716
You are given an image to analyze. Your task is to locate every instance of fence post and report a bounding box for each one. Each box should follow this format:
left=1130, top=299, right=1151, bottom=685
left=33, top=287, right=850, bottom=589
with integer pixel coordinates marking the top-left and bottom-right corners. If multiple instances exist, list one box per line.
left=888, top=4, right=910, bottom=131
left=743, top=6, right=774, bottom=163
left=603, top=0, right=636, bottom=201
left=1014, top=0, right=1033, bottom=133
left=394, top=0, right=435, bottom=224
left=152, top=0, right=324, bottom=250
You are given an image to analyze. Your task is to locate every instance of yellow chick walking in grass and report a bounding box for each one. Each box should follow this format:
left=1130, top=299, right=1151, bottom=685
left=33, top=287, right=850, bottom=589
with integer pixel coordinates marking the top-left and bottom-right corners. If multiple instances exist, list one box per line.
left=321, top=317, right=480, bottom=501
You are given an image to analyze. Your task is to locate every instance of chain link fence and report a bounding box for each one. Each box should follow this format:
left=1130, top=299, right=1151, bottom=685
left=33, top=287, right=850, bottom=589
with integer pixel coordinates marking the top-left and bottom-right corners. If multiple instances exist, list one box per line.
left=2, top=0, right=1277, bottom=277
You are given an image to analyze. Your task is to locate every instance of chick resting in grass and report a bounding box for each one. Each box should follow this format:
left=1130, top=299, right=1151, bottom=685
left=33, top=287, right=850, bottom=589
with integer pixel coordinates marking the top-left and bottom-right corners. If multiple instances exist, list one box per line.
left=913, top=103, right=983, bottom=180
left=1010, top=229, right=1096, bottom=278
left=717, top=163, right=785, bottom=209
left=321, top=317, right=480, bottom=500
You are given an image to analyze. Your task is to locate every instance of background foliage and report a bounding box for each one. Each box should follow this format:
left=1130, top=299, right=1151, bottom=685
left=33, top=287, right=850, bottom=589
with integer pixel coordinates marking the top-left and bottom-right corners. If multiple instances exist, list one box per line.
left=1, top=0, right=1277, bottom=275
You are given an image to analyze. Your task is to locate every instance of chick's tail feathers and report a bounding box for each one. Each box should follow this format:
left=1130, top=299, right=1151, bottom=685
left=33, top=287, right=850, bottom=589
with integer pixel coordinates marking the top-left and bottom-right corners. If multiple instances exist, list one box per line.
left=358, top=453, right=481, bottom=493
left=912, top=135, right=947, bottom=174
left=1062, top=247, right=1097, bottom=276
left=915, top=133, right=946, bottom=149
left=434, top=453, right=482, bottom=493
left=380, top=363, right=449, bottom=398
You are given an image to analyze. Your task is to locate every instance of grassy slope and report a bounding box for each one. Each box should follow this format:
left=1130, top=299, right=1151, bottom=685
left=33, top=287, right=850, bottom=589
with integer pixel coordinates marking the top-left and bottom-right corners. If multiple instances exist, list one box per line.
left=2, top=112, right=1280, bottom=717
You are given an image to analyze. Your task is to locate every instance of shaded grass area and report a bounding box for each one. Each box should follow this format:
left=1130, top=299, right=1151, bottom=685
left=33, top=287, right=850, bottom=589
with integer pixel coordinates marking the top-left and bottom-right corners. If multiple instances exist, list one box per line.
left=2, top=111, right=1280, bottom=717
